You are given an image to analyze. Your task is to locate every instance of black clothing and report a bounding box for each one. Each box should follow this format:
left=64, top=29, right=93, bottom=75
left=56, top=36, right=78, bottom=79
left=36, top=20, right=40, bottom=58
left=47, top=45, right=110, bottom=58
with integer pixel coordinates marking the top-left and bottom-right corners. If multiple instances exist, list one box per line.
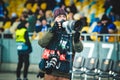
left=16, top=54, right=30, bottom=78
left=16, top=21, right=32, bottom=79
left=38, top=22, right=83, bottom=78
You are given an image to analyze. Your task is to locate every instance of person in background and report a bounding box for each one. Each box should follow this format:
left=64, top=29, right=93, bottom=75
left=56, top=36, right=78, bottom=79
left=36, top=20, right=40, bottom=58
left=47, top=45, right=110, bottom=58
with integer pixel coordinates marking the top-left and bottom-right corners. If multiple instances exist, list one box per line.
left=45, top=10, right=54, bottom=25
left=39, top=18, right=51, bottom=32
left=0, top=27, right=4, bottom=38
left=27, top=13, right=37, bottom=33
left=100, top=14, right=117, bottom=41
left=90, top=21, right=102, bottom=41
left=38, top=8, right=83, bottom=80
left=0, top=27, right=4, bottom=33
left=101, top=14, right=117, bottom=34
left=35, top=18, right=51, bottom=33
left=15, top=20, right=32, bottom=80
left=92, top=21, right=102, bottom=33
left=35, top=19, right=41, bottom=33
left=0, top=0, right=8, bottom=21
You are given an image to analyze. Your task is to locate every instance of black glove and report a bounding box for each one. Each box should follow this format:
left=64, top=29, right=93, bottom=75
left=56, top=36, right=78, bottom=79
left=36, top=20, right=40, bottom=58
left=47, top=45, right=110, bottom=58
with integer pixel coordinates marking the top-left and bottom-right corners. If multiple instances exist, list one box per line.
left=49, top=22, right=59, bottom=33
left=74, top=31, right=80, bottom=43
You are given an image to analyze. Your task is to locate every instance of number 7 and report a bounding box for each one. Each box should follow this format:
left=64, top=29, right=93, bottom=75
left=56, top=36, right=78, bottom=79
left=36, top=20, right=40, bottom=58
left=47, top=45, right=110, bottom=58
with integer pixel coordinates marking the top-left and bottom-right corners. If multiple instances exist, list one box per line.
left=102, top=43, right=114, bottom=59
left=84, top=43, right=95, bottom=58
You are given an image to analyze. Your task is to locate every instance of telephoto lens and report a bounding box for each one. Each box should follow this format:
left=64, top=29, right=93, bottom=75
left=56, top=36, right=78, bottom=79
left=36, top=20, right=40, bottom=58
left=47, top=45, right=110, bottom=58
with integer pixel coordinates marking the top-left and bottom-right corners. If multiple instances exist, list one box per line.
left=62, top=20, right=83, bottom=33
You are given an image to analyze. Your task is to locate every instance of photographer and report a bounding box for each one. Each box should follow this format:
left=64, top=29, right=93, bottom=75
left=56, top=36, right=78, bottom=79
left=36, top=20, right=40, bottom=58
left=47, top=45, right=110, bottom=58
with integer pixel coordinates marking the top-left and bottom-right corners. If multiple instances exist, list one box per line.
left=38, top=8, right=83, bottom=80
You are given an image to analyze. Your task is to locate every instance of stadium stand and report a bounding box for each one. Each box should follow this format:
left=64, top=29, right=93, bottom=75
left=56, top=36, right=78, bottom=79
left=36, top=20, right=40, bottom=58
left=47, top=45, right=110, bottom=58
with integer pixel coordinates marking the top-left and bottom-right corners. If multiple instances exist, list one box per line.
left=1, top=1, right=120, bottom=80
left=1, top=0, right=120, bottom=34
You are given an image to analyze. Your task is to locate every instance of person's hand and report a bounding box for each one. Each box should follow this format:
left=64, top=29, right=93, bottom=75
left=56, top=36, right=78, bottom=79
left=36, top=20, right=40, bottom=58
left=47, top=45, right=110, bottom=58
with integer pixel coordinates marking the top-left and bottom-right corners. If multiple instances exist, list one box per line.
left=49, top=22, right=59, bottom=33
left=50, top=21, right=64, bottom=33
left=37, top=72, right=45, bottom=78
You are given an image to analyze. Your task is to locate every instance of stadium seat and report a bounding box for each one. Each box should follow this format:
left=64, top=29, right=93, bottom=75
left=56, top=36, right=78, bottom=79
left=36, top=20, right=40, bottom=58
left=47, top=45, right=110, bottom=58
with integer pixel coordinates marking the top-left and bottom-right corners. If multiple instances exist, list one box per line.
left=75, top=2, right=82, bottom=12
left=0, top=21, right=3, bottom=28
left=90, top=32, right=101, bottom=41
left=73, top=56, right=85, bottom=69
left=90, top=4, right=97, bottom=13
left=40, top=2, right=47, bottom=11
left=3, top=21, right=11, bottom=30
left=114, top=21, right=120, bottom=34
left=81, top=26, right=90, bottom=33
left=114, top=21, right=120, bottom=27
left=112, top=60, right=120, bottom=80
left=9, top=21, right=20, bottom=33
left=97, top=8, right=105, bottom=19
left=25, top=3, right=32, bottom=10
left=16, top=7, right=24, bottom=17
left=108, top=36, right=116, bottom=42
left=72, top=56, right=85, bottom=79
left=31, top=3, right=38, bottom=13
left=64, top=0, right=71, bottom=6
left=84, top=57, right=99, bottom=80
left=98, top=59, right=113, bottom=80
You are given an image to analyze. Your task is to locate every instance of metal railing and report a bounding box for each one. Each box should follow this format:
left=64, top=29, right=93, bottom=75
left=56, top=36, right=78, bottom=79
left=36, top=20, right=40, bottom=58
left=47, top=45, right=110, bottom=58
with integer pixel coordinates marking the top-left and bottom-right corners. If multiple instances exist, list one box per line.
left=81, top=33, right=120, bottom=42
left=0, top=33, right=120, bottom=42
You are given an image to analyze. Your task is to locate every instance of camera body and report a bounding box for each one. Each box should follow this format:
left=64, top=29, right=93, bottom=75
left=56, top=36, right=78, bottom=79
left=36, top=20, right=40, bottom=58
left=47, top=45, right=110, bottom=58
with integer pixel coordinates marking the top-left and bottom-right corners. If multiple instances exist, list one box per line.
left=45, top=52, right=59, bottom=74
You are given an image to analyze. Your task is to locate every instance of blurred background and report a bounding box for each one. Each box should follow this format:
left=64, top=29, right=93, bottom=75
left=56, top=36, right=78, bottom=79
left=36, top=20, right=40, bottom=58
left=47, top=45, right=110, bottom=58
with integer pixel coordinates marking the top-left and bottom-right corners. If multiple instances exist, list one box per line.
left=0, top=0, right=120, bottom=80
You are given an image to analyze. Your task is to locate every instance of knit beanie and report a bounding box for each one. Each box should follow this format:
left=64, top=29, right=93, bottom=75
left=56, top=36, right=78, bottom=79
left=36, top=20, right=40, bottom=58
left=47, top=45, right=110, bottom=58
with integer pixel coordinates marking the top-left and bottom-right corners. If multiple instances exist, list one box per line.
left=101, top=14, right=109, bottom=21
left=53, top=8, right=66, bottom=19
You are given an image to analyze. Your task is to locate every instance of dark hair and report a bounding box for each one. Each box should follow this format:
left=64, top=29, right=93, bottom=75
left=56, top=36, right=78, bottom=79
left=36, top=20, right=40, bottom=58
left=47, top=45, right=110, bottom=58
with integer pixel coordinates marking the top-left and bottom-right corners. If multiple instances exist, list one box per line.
left=17, top=20, right=28, bottom=29
left=0, top=28, right=4, bottom=32
left=101, top=14, right=109, bottom=21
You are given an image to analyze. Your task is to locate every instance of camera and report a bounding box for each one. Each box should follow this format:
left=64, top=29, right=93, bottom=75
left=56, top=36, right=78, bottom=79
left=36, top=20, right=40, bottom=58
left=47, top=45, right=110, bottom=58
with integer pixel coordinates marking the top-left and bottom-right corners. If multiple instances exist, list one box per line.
left=62, top=20, right=83, bottom=34
left=45, top=52, right=59, bottom=74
